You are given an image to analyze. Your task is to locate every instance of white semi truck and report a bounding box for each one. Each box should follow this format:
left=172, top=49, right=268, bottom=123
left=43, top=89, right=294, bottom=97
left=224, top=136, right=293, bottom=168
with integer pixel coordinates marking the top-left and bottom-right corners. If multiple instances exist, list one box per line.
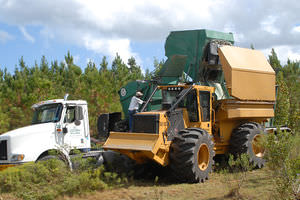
left=0, top=95, right=105, bottom=170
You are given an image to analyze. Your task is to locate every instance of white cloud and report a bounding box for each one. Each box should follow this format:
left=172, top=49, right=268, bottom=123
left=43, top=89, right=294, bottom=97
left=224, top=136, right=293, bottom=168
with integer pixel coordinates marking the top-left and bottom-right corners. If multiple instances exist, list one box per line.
left=86, top=58, right=94, bottom=64
left=274, top=46, right=300, bottom=62
left=82, top=35, right=134, bottom=62
left=19, top=26, right=35, bottom=43
left=262, top=45, right=300, bottom=64
left=0, top=0, right=300, bottom=64
left=260, top=16, right=280, bottom=35
left=0, top=29, right=13, bottom=43
left=291, top=25, right=300, bottom=34
left=73, top=55, right=80, bottom=64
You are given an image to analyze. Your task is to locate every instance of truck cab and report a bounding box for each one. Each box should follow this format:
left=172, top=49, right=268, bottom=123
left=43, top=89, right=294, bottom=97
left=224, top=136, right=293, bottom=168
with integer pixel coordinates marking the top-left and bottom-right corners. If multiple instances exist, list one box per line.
left=0, top=97, right=91, bottom=170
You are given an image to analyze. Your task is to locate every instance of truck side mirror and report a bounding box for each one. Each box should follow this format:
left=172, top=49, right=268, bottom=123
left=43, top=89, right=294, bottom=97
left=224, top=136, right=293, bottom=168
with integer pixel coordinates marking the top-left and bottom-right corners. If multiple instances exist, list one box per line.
left=75, top=106, right=83, bottom=126
left=63, top=127, right=68, bottom=134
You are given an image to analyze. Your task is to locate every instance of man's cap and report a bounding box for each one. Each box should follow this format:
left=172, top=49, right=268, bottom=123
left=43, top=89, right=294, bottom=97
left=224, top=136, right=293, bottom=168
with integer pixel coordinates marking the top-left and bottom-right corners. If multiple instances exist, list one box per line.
left=136, top=91, right=143, bottom=97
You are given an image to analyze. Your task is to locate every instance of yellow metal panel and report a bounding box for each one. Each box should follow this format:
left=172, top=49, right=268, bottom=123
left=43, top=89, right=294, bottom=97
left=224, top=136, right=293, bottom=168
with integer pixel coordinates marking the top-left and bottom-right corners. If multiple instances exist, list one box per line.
left=213, top=120, right=241, bottom=154
left=218, top=46, right=276, bottom=101
left=103, top=131, right=170, bottom=166
left=216, top=100, right=275, bottom=120
left=103, top=132, right=159, bottom=151
left=227, top=108, right=274, bottom=119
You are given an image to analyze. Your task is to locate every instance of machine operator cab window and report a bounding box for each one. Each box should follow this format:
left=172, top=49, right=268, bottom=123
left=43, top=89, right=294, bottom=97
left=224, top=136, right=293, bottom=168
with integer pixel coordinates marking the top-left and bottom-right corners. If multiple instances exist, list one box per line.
left=162, top=87, right=211, bottom=123
left=179, top=90, right=199, bottom=122
left=162, top=87, right=200, bottom=123
left=180, top=89, right=211, bottom=123
left=199, top=91, right=210, bottom=122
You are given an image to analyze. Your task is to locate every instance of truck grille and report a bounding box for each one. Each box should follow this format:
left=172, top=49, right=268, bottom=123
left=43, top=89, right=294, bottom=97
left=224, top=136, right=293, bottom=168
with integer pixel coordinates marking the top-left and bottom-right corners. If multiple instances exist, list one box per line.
left=133, top=114, right=159, bottom=134
left=0, top=140, right=7, bottom=160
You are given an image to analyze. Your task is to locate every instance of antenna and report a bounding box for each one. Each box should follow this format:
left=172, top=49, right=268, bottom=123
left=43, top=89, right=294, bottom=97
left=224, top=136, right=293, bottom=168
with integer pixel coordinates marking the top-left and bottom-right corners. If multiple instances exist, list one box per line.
left=64, top=93, right=69, bottom=101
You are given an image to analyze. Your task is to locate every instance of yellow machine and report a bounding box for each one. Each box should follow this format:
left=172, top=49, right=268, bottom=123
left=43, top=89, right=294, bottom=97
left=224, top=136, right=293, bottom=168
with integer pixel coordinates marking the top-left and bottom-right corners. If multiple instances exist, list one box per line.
left=103, top=30, right=276, bottom=183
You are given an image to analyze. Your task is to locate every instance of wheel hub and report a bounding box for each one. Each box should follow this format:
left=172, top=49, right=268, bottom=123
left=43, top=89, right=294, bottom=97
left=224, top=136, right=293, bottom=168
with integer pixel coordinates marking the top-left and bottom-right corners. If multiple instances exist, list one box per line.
left=197, top=144, right=209, bottom=171
left=252, top=134, right=265, bottom=158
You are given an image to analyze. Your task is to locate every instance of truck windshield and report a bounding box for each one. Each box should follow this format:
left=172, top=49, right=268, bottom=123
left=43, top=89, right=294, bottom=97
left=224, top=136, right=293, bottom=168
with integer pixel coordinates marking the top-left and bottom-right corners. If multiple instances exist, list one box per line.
left=32, top=103, right=63, bottom=124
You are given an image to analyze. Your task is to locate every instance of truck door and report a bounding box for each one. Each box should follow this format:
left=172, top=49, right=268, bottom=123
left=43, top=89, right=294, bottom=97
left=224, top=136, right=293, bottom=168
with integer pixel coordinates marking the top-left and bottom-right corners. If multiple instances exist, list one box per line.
left=199, top=91, right=212, bottom=134
left=63, top=106, right=86, bottom=149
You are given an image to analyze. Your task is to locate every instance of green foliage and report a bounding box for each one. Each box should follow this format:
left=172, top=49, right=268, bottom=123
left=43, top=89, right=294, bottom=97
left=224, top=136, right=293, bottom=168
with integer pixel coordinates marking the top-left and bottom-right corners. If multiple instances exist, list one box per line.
left=145, top=58, right=164, bottom=79
left=0, top=157, right=127, bottom=200
left=268, top=49, right=300, bottom=131
left=268, top=49, right=300, bottom=199
left=220, top=154, right=254, bottom=199
left=228, top=154, right=254, bottom=172
left=274, top=71, right=290, bottom=126
left=264, top=130, right=300, bottom=200
left=268, top=48, right=282, bottom=74
left=282, top=60, right=300, bottom=132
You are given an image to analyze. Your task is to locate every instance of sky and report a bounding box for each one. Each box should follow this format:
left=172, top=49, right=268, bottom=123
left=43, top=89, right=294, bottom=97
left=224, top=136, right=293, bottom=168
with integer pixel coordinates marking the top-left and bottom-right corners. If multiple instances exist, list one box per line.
left=0, top=0, right=300, bottom=74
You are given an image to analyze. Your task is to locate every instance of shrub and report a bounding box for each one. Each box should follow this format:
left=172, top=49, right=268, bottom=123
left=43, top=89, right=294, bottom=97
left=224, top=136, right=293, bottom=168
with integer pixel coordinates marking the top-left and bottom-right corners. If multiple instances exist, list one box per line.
left=264, top=130, right=300, bottom=200
left=0, top=156, right=127, bottom=200
left=220, top=154, right=254, bottom=199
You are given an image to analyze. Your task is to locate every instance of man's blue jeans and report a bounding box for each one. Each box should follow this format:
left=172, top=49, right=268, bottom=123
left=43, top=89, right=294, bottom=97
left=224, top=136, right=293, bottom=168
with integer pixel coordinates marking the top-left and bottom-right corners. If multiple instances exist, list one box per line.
left=128, top=109, right=137, bottom=132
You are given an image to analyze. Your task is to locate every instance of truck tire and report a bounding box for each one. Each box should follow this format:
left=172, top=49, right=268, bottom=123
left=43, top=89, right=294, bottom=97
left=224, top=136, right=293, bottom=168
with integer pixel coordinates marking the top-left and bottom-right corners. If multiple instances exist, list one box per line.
left=229, top=122, right=266, bottom=168
left=169, top=128, right=215, bottom=183
left=38, top=155, right=68, bottom=168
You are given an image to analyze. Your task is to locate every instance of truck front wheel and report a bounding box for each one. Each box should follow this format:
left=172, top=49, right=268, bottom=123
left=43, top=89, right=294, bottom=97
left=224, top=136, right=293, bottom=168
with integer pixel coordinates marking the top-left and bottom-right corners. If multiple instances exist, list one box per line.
left=37, top=155, right=69, bottom=168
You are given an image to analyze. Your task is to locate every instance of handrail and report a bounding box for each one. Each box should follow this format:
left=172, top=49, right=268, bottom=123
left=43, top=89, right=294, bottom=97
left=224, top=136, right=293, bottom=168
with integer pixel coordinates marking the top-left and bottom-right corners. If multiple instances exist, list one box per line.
left=140, top=86, right=158, bottom=112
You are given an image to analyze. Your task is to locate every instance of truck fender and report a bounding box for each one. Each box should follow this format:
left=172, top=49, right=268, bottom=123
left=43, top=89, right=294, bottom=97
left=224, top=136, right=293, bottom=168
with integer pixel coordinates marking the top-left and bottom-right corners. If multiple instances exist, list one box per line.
left=36, top=149, right=73, bottom=170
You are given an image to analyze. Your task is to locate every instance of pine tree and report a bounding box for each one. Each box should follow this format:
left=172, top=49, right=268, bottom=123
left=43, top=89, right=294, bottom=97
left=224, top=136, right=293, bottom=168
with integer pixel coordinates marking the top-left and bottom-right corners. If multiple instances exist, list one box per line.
left=274, top=71, right=290, bottom=126
left=100, top=56, right=108, bottom=72
left=127, top=57, right=143, bottom=80
left=282, top=60, right=300, bottom=132
left=268, top=48, right=282, bottom=74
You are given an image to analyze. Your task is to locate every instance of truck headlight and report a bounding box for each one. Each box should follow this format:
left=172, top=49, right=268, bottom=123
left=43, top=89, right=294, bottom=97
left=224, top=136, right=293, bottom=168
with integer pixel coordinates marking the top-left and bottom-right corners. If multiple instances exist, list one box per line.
left=11, top=154, right=25, bottom=162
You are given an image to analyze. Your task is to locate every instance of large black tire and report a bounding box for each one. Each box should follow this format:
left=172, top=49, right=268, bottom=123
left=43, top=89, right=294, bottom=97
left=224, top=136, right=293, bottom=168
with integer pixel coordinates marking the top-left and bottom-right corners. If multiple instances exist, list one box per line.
left=229, top=122, right=266, bottom=168
left=169, top=128, right=215, bottom=183
left=38, top=155, right=55, bottom=161
left=38, top=155, right=64, bottom=162
left=38, top=155, right=70, bottom=168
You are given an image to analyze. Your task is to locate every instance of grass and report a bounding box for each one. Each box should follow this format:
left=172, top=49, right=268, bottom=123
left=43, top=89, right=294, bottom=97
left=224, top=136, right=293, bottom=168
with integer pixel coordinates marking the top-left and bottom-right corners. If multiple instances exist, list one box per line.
left=59, top=168, right=274, bottom=200
left=0, top=155, right=280, bottom=200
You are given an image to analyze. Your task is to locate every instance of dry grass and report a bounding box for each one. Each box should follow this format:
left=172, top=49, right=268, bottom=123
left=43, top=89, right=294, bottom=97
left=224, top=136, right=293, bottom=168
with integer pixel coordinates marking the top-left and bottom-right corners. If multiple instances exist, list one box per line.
left=0, top=194, right=21, bottom=200
left=60, top=168, right=274, bottom=200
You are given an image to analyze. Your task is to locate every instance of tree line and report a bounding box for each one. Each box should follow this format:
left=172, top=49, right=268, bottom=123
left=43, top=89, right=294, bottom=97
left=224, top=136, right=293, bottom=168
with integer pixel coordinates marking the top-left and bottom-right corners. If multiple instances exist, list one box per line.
left=269, top=49, right=300, bottom=132
left=0, top=49, right=299, bottom=136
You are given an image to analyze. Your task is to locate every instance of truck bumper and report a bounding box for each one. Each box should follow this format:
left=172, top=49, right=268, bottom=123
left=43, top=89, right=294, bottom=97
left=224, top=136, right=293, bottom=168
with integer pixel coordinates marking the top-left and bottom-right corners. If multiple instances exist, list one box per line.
left=0, top=164, right=16, bottom=171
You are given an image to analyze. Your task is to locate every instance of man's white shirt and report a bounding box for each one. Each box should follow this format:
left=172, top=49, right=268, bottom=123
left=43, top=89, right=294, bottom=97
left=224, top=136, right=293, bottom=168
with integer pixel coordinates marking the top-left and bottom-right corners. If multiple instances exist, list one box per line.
left=129, top=96, right=143, bottom=111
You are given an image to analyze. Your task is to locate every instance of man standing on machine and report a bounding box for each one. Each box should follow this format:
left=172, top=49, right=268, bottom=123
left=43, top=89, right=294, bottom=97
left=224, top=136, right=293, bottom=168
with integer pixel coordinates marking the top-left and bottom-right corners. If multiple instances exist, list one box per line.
left=128, top=91, right=144, bottom=132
